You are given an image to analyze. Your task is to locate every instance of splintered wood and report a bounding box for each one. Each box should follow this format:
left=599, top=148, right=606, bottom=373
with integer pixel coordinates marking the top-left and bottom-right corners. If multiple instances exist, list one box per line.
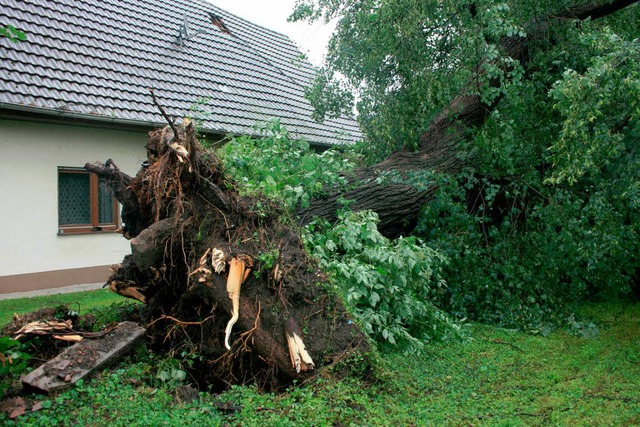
left=13, top=320, right=82, bottom=342
left=108, top=280, right=147, bottom=303
left=225, top=255, right=253, bottom=350
left=285, top=317, right=315, bottom=373
left=190, top=247, right=228, bottom=284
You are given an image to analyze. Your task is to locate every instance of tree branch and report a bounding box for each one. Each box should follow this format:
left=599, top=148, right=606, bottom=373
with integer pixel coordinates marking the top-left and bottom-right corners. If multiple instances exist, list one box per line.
left=302, top=0, right=639, bottom=236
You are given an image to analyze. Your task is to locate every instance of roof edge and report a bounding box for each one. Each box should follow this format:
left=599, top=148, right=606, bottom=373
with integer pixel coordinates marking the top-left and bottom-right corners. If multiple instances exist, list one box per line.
left=0, top=103, right=237, bottom=139
left=0, top=103, right=338, bottom=148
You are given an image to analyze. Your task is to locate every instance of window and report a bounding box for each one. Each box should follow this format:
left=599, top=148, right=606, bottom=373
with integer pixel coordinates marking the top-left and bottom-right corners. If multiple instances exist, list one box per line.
left=58, top=167, right=119, bottom=234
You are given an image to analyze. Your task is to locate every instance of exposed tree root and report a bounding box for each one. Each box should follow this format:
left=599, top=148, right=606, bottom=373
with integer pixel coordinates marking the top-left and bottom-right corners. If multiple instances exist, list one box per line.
left=86, top=117, right=368, bottom=390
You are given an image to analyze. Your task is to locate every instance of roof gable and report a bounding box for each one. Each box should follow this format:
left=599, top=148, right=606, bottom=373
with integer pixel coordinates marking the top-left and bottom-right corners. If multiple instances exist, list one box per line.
left=0, top=0, right=361, bottom=146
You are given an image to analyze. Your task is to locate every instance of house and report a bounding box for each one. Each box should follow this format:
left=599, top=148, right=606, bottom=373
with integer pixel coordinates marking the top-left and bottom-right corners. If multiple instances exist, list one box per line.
left=0, top=0, right=361, bottom=294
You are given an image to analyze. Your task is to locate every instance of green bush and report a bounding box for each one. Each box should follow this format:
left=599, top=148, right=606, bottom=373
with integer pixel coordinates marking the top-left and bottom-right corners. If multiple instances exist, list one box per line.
left=0, top=336, right=30, bottom=396
left=218, top=119, right=357, bottom=210
left=304, top=210, right=465, bottom=351
left=415, top=171, right=639, bottom=330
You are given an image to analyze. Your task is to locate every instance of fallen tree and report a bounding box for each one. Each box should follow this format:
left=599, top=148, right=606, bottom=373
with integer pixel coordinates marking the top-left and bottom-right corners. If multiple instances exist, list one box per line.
left=298, top=0, right=639, bottom=237
left=87, top=0, right=637, bottom=389
left=86, top=116, right=367, bottom=390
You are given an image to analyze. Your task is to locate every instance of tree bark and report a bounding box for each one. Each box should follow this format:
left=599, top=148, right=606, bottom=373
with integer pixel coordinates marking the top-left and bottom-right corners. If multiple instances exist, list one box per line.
left=299, top=0, right=638, bottom=236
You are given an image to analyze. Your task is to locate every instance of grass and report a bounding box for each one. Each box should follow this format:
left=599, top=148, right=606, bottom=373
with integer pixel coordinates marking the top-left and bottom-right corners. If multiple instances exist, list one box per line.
left=0, top=289, right=122, bottom=326
left=1, top=301, right=639, bottom=426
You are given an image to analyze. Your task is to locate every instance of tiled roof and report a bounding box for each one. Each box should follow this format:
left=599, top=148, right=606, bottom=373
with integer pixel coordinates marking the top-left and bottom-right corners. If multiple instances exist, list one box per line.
left=0, top=0, right=361, bottom=146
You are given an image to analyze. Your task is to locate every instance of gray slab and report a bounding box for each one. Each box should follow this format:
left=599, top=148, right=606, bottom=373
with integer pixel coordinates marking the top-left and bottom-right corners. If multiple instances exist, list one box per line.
left=22, top=321, right=146, bottom=394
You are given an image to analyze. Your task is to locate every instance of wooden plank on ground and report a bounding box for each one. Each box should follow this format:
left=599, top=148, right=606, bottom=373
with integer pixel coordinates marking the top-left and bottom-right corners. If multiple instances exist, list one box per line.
left=22, top=321, right=145, bottom=394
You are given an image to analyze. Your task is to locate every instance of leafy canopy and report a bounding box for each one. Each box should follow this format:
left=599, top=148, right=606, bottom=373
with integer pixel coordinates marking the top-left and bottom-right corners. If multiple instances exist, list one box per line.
left=290, top=0, right=640, bottom=327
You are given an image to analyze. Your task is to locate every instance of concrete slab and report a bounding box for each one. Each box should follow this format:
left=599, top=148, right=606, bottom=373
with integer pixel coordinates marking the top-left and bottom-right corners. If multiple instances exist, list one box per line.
left=22, top=321, right=146, bottom=394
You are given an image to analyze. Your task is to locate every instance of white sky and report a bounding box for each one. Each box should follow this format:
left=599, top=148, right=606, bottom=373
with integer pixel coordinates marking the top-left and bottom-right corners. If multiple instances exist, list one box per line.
left=207, top=0, right=334, bottom=66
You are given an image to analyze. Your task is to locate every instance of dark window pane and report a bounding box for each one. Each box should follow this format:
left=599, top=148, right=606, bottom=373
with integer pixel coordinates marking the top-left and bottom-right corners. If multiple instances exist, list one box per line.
left=59, top=173, right=91, bottom=225
left=98, top=177, right=115, bottom=223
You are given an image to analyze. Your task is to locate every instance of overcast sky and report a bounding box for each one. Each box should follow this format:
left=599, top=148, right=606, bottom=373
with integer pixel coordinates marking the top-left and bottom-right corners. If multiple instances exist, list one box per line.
left=207, top=0, right=334, bottom=66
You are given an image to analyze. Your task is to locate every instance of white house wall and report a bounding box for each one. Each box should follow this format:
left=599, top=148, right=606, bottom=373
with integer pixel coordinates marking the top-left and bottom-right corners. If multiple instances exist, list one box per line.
left=0, top=119, right=147, bottom=293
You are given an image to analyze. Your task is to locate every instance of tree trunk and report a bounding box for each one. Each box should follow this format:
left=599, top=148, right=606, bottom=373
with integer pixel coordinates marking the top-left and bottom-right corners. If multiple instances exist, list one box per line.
left=87, top=120, right=368, bottom=390
left=299, top=0, right=638, bottom=237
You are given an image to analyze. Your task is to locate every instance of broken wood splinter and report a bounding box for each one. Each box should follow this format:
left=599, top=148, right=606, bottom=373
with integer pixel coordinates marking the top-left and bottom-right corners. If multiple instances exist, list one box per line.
left=108, top=281, right=147, bottom=304
left=224, top=255, right=253, bottom=350
left=190, top=247, right=228, bottom=285
left=211, top=248, right=227, bottom=274
left=285, top=317, right=315, bottom=373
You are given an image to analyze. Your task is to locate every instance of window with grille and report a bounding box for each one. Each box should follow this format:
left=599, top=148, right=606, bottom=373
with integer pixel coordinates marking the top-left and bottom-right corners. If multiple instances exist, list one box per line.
left=58, top=167, right=119, bottom=234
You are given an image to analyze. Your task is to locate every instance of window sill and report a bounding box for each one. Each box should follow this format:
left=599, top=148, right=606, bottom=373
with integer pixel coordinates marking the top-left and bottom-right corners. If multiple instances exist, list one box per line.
left=58, top=227, right=120, bottom=236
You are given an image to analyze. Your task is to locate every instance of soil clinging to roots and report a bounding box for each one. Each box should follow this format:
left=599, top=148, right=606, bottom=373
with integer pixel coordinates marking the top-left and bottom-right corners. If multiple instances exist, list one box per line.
left=86, top=118, right=368, bottom=390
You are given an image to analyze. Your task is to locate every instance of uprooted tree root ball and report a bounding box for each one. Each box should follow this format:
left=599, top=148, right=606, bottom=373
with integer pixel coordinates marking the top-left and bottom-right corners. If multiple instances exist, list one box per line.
left=85, top=118, right=368, bottom=390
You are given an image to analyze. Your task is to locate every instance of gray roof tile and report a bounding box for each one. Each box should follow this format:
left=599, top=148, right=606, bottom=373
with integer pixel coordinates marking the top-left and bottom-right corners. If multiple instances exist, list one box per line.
left=0, top=0, right=361, bottom=146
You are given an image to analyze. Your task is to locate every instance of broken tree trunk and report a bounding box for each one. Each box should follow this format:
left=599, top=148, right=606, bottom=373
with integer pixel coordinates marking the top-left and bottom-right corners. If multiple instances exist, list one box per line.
left=298, top=0, right=638, bottom=237
left=86, top=118, right=367, bottom=390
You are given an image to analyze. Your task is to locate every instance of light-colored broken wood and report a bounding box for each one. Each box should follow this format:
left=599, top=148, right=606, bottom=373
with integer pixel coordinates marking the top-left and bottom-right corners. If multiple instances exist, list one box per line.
left=224, top=255, right=253, bottom=350
left=13, top=320, right=113, bottom=342
left=211, top=248, right=227, bottom=274
left=109, top=281, right=147, bottom=303
left=52, top=335, right=83, bottom=342
left=285, top=317, right=315, bottom=373
left=197, top=268, right=213, bottom=283
left=167, top=141, right=189, bottom=163
left=190, top=247, right=227, bottom=285
left=199, top=248, right=211, bottom=266
left=273, top=263, right=284, bottom=283
left=13, top=320, right=74, bottom=340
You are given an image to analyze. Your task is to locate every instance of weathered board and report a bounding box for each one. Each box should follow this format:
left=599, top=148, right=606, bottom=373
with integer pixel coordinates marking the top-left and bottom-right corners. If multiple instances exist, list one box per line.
left=22, top=321, right=146, bottom=394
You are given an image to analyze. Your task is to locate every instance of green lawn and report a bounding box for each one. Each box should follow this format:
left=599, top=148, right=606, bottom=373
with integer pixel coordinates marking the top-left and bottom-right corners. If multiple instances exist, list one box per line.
left=0, top=289, right=122, bottom=327
left=2, top=300, right=638, bottom=426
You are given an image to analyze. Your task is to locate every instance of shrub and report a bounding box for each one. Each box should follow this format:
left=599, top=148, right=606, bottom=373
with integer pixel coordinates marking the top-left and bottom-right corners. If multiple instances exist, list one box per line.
left=304, top=210, right=465, bottom=351
left=218, top=119, right=357, bottom=210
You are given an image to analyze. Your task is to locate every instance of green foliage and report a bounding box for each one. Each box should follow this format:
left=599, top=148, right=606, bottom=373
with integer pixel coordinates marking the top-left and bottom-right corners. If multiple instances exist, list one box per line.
left=292, top=0, right=533, bottom=159
left=0, top=24, right=26, bottom=43
left=304, top=68, right=355, bottom=122
left=154, top=358, right=187, bottom=388
left=290, top=0, right=640, bottom=330
left=416, top=170, right=639, bottom=329
left=548, top=29, right=640, bottom=184
left=90, top=300, right=144, bottom=330
left=186, top=97, right=212, bottom=131
left=304, top=210, right=464, bottom=351
left=0, top=337, right=30, bottom=396
left=218, top=119, right=357, bottom=209
left=254, top=249, right=280, bottom=279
